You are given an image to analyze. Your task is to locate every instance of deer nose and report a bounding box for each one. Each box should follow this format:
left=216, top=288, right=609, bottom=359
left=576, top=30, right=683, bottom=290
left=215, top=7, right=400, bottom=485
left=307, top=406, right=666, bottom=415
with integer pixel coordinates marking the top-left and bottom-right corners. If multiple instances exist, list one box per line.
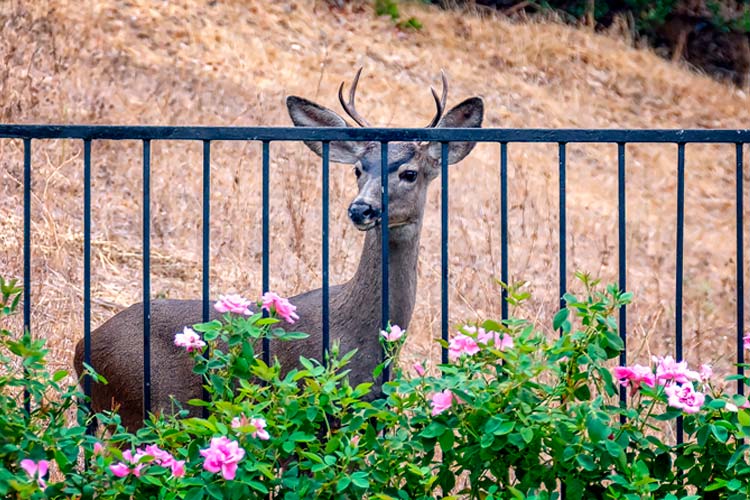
left=348, top=201, right=381, bottom=225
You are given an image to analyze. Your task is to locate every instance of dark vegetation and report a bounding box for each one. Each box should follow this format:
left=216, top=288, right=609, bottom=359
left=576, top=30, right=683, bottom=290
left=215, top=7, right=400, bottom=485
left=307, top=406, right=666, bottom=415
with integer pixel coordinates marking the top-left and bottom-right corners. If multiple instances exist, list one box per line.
left=374, top=0, right=750, bottom=86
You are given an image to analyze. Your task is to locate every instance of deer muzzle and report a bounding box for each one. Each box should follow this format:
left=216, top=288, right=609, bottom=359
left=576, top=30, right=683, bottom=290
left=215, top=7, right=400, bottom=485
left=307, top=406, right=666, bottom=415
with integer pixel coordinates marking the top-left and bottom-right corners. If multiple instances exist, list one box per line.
left=348, top=200, right=381, bottom=230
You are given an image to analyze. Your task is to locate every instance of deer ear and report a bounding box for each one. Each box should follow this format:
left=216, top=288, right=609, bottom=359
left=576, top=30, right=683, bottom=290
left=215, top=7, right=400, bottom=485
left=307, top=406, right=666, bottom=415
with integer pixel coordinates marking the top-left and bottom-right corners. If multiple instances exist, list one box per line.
left=427, top=97, right=484, bottom=165
left=286, top=96, right=367, bottom=164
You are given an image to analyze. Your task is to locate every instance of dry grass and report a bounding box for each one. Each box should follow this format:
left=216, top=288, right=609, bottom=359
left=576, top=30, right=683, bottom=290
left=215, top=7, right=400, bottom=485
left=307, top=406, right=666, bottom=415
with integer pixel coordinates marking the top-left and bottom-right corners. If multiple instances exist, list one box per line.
left=1, top=0, right=749, bottom=388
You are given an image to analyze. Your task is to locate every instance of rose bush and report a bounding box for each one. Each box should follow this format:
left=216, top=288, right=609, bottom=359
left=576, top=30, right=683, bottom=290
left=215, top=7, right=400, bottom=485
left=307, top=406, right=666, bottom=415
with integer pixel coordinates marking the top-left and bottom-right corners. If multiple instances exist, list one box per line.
left=0, top=272, right=749, bottom=498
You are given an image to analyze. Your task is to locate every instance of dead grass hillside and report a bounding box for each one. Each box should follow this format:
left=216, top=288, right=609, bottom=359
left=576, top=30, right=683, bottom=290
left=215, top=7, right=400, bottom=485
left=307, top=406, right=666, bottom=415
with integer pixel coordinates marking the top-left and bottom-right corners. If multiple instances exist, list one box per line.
left=1, top=0, right=749, bottom=383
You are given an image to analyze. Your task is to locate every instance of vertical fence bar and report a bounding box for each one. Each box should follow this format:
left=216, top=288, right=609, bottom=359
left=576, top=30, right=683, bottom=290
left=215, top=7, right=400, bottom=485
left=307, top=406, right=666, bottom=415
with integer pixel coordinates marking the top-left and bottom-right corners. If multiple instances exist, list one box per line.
left=617, top=142, right=627, bottom=418
left=558, top=143, right=567, bottom=313
left=201, top=140, right=211, bottom=417
left=262, top=141, right=270, bottom=365
left=202, top=141, right=211, bottom=323
left=441, top=142, right=450, bottom=364
left=380, top=142, right=390, bottom=382
left=737, top=143, right=745, bottom=396
left=83, top=140, right=92, bottom=413
left=558, top=141, right=567, bottom=500
left=675, top=142, right=685, bottom=444
left=500, top=142, right=509, bottom=322
left=322, top=142, right=330, bottom=363
left=142, top=140, right=152, bottom=416
left=82, top=139, right=95, bottom=443
left=23, top=138, right=31, bottom=417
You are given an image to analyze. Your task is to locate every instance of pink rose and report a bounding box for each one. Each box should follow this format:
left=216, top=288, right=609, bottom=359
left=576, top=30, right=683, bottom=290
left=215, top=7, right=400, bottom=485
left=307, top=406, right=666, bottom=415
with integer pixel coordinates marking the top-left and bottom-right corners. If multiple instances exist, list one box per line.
left=448, top=334, right=480, bottom=361
left=495, top=332, right=514, bottom=351
left=200, top=436, right=246, bottom=480
left=261, top=292, right=299, bottom=324
left=613, top=364, right=656, bottom=394
left=430, top=389, right=455, bottom=416
left=250, top=418, right=270, bottom=440
left=174, top=327, right=206, bottom=353
left=109, top=462, right=130, bottom=478
left=475, top=327, right=513, bottom=350
left=20, top=459, right=49, bottom=489
left=653, top=356, right=700, bottom=384
left=232, top=415, right=270, bottom=440
left=380, top=324, right=405, bottom=342
left=413, top=362, right=426, bottom=377
left=699, top=364, right=713, bottom=381
left=664, top=382, right=705, bottom=414
left=170, top=460, right=186, bottom=478
left=109, top=449, right=145, bottom=478
left=744, top=334, right=750, bottom=350
left=134, top=444, right=184, bottom=478
left=214, top=294, right=253, bottom=316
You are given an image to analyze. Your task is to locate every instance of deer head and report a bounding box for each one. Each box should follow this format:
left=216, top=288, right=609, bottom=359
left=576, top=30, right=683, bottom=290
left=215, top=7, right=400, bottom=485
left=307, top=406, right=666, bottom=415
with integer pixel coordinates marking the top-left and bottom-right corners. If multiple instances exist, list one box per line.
left=286, top=68, right=484, bottom=243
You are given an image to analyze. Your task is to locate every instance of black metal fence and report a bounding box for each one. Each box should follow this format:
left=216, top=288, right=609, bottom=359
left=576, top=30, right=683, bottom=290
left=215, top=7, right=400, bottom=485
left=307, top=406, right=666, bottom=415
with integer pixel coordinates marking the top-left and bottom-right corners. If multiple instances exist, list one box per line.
left=2, top=125, right=750, bottom=445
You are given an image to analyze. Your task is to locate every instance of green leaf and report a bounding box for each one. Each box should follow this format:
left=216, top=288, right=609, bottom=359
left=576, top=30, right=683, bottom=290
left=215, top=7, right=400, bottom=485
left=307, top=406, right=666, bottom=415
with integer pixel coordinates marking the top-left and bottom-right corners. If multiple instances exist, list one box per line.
left=421, top=422, right=446, bottom=439
left=276, top=331, right=309, bottom=341
left=248, top=481, right=269, bottom=494
left=438, top=428, right=455, bottom=452
left=351, top=471, right=369, bottom=488
left=336, top=477, right=351, bottom=493
left=493, top=421, right=515, bottom=436
left=282, top=440, right=295, bottom=453
left=708, top=399, right=726, bottom=409
left=738, top=409, right=750, bottom=427
left=299, top=451, right=323, bottom=464
left=520, top=427, right=534, bottom=443
left=481, top=319, right=503, bottom=332
left=192, top=320, right=222, bottom=332
left=553, top=309, right=570, bottom=331
left=710, top=424, right=729, bottom=443
left=183, top=488, right=206, bottom=500
left=576, top=454, right=596, bottom=471
left=586, top=414, right=609, bottom=443
left=727, top=478, right=742, bottom=491
left=288, top=431, right=315, bottom=443
left=480, top=432, right=495, bottom=449
left=299, top=357, right=315, bottom=371
left=728, top=444, right=749, bottom=468
left=605, top=440, right=626, bottom=469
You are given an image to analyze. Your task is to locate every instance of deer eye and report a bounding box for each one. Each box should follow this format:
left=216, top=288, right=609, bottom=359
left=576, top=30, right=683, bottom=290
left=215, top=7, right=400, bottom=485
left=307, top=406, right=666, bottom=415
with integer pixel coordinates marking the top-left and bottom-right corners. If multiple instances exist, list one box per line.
left=354, top=167, right=362, bottom=179
left=399, top=170, right=418, bottom=183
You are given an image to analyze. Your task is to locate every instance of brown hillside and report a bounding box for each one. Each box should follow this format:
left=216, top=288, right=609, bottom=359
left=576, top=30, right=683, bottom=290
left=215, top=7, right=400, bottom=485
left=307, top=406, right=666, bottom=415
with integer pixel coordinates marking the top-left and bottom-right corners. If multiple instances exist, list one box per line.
left=1, top=0, right=749, bottom=381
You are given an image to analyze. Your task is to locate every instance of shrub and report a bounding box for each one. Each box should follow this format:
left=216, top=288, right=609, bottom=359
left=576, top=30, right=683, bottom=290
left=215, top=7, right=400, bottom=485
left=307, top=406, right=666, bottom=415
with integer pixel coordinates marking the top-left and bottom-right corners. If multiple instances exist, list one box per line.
left=1, top=272, right=750, bottom=498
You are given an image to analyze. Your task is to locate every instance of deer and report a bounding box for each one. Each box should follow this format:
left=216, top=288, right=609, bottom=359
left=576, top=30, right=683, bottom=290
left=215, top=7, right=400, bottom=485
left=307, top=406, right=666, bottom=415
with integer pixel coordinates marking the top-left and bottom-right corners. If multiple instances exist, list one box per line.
left=73, top=69, right=484, bottom=431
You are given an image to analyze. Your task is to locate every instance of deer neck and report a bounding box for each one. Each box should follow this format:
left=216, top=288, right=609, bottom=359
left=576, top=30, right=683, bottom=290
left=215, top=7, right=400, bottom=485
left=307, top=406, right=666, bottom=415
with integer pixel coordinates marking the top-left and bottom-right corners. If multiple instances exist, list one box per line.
left=341, top=221, right=422, bottom=330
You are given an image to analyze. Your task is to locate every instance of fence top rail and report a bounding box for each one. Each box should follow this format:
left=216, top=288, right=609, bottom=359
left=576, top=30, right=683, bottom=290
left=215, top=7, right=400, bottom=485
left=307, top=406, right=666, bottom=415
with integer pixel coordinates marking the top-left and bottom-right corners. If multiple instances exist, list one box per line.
left=0, top=125, right=749, bottom=143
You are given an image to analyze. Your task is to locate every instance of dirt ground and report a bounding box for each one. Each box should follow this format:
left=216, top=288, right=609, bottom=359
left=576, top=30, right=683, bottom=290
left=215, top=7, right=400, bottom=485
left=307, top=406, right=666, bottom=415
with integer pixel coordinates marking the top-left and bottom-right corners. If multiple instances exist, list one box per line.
left=1, top=0, right=749, bottom=389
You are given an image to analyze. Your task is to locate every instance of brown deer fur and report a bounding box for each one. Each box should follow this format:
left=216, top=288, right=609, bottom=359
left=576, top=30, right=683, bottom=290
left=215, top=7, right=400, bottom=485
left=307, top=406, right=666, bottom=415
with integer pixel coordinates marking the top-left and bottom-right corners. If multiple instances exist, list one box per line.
left=73, top=70, right=484, bottom=431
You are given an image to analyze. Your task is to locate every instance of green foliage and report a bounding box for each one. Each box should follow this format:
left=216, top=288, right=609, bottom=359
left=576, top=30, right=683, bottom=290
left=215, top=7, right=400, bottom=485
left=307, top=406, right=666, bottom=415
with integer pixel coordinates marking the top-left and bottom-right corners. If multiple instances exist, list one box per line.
left=375, top=0, right=401, bottom=20
left=374, top=0, right=424, bottom=30
left=0, top=279, right=105, bottom=499
left=407, top=1, right=750, bottom=35
left=379, top=0, right=750, bottom=37
left=2, top=273, right=750, bottom=497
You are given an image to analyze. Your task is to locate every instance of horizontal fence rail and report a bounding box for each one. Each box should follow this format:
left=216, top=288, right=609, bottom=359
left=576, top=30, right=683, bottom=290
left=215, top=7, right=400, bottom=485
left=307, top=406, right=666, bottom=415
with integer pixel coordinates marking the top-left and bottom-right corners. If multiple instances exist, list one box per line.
left=2, top=125, right=750, bottom=142
left=3, top=124, right=749, bottom=453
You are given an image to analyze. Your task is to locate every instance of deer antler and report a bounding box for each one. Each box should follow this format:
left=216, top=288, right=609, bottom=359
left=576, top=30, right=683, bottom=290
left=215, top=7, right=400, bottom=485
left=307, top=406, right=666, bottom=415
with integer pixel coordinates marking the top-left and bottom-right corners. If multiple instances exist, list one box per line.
left=426, top=70, right=448, bottom=128
left=338, top=67, right=371, bottom=128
